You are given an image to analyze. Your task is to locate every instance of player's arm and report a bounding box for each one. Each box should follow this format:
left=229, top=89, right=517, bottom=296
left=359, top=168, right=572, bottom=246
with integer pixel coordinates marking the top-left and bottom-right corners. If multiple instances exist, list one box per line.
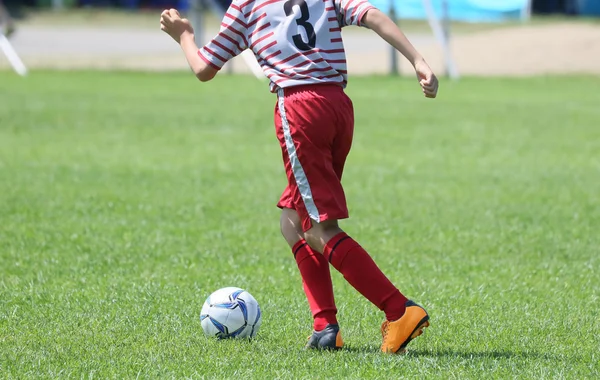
left=361, top=9, right=438, bottom=98
left=160, top=9, right=218, bottom=82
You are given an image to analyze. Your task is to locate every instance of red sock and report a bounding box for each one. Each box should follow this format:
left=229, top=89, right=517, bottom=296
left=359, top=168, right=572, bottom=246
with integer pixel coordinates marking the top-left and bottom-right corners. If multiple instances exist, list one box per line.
left=293, top=240, right=338, bottom=330
left=323, top=233, right=408, bottom=321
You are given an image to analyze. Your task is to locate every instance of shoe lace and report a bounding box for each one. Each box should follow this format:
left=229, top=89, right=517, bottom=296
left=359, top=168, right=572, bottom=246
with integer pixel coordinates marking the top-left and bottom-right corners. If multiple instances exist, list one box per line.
left=381, top=321, right=389, bottom=341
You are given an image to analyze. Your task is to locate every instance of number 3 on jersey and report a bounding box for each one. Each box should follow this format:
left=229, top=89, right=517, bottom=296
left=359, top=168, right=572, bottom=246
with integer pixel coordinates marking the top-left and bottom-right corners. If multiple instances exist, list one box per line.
left=284, top=0, right=316, bottom=51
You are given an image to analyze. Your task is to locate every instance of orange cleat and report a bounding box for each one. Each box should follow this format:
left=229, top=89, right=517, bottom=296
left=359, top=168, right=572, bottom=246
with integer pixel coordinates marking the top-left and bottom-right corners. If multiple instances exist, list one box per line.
left=381, top=300, right=430, bottom=354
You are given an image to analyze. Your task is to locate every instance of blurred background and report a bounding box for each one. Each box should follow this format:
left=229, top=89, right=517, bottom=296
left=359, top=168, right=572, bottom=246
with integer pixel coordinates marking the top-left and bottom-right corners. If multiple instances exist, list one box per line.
left=0, top=0, right=599, bottom=77
left=1, top=3, right=599, bottom=377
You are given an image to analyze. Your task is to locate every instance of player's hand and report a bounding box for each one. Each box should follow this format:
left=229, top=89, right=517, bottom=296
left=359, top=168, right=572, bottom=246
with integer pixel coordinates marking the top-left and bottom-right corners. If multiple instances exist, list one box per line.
left=160, top=8, right=194, bottom=44
left=414, top=59, right=438, bottom=98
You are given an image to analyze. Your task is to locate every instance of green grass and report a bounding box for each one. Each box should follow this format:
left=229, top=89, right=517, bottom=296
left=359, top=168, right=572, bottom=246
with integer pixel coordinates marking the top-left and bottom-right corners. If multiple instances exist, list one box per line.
left=1, top=71, right=599, bottom=379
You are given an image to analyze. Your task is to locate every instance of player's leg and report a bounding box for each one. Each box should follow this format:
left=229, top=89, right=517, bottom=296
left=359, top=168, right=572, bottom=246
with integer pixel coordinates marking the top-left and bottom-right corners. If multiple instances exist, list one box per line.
left=299, top=89, right=429, bottom=354
left=280, top=206, right=338, bottom=328
left=297, top=89, right=407, bottom=325
left=279, top=203, right=304, bottom=249
left=304, top=220, right=429, bottom=353
left=275, top=99, right=341, bottom=350
left=304, top=219, right=408, bottom=323
left=279, top=208, right=340, bottom=349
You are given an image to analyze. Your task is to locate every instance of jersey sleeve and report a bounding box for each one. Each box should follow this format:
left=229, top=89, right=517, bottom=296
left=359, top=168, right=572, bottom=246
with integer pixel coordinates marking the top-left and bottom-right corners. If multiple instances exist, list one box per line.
left=334, top=0, right=376, bottom=27
left=198, top=3, right=249, bottom=70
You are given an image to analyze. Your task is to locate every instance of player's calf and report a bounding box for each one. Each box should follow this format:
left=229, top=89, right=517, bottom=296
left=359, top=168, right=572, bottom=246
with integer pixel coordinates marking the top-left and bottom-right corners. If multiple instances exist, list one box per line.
left=282, top=209, right=340, bottom=340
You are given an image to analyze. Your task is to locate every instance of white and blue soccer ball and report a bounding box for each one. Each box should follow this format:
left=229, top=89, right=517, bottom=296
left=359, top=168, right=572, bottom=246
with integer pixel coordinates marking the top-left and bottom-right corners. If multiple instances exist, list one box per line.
left=200, top=287, right=262, bottom=339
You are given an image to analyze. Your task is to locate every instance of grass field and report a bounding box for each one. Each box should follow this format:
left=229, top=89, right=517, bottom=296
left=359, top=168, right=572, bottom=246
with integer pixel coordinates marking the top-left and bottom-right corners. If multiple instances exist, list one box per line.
left=1, top=71, right=599, bottom=379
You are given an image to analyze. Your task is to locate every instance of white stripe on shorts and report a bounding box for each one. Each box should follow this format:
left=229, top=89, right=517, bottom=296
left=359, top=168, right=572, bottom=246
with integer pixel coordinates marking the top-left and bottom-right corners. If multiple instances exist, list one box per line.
left=277, top=88, right=320, bottom=222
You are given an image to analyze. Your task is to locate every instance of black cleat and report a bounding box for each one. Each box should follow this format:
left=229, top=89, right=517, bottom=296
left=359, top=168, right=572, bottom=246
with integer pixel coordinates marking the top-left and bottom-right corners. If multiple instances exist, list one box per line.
left=305, top=324, right=344, bottom=350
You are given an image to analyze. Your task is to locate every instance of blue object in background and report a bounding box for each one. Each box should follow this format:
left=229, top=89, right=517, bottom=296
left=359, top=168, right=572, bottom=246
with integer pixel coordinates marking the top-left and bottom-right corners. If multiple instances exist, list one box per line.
left=578, top=0, right=600, bottom=15
left=368, top=0, right=530, bottom=22
left=75, top=0, right=598, bottom=18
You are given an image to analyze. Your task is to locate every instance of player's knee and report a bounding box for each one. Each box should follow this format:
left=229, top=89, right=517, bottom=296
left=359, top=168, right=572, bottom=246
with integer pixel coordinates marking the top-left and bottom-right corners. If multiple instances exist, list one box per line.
left=304, top=219, right=342, bottom=253
left=279, top=208, right=304, bottom=248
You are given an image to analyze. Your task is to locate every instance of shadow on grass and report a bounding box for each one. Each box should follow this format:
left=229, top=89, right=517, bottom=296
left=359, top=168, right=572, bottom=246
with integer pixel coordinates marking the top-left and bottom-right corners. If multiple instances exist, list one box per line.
left=338, top=347, right=564, bottom=361
left=407, top=348, right=561, bottom=361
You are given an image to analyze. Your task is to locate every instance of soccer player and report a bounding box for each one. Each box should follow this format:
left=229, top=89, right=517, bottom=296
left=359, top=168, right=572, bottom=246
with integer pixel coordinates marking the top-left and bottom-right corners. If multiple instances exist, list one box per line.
left=160, top=0, right=438, bottom=353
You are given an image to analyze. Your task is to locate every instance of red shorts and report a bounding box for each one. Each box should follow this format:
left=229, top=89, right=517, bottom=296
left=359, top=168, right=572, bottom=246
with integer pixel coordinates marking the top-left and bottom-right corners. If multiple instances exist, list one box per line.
left=275, top=84, right=354, bottom=232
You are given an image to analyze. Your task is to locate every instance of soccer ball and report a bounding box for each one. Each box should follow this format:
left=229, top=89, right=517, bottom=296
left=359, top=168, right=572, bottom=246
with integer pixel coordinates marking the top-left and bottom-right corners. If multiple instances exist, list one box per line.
left=200, top=287, right=262, bottom=339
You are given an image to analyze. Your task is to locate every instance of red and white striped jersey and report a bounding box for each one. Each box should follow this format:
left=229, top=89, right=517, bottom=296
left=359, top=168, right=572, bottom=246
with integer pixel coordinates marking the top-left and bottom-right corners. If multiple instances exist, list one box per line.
left=198, top=0, right=375, bottom=92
